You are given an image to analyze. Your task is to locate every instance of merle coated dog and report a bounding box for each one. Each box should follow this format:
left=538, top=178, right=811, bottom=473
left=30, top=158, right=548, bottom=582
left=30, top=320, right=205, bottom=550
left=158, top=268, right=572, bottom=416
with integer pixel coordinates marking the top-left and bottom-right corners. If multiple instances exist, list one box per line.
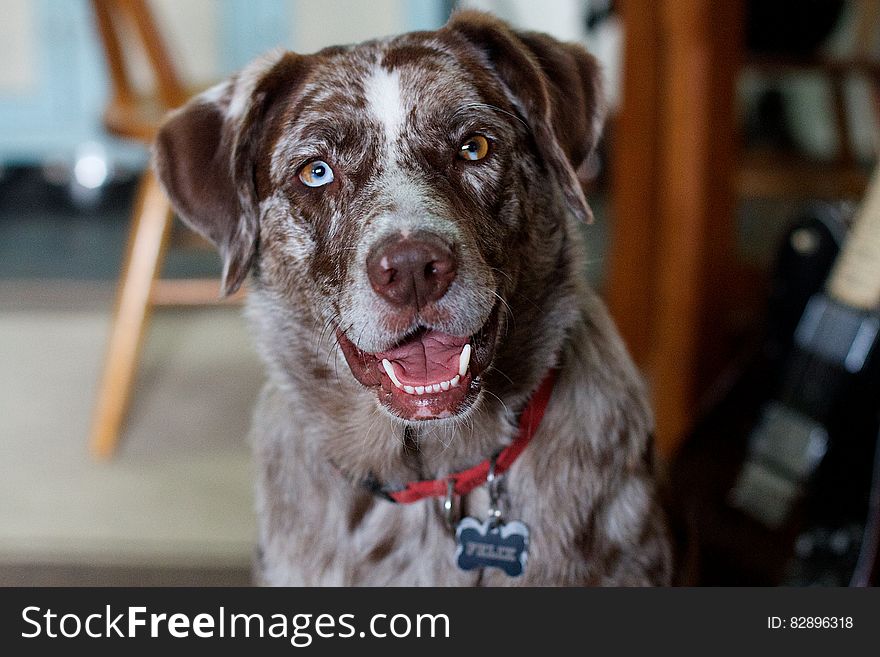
left=154, top=11, right=671, bottom=585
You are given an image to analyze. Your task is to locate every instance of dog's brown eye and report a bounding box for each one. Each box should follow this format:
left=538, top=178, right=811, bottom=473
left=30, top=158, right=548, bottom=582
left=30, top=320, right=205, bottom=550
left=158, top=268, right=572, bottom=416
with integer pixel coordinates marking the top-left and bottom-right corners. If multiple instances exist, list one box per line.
left=457, top=135, right=490, bottom=161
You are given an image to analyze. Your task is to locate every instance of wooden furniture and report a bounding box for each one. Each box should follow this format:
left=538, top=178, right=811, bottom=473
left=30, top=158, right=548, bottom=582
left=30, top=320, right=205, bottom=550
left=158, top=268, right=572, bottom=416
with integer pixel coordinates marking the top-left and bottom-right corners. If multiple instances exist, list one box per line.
left=736, top=0, right=879, bottom=200
left=88, top=0, right=237, bottom=459
left=607, top=0, right=878, bottom=458
left=607, top=0, right=743, bottom=458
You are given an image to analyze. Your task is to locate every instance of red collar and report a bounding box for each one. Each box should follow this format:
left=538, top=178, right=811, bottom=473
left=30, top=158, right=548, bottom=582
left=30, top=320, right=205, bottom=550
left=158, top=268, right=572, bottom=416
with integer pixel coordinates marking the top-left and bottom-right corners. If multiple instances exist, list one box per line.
left=376, top=369, right=558, bottom=504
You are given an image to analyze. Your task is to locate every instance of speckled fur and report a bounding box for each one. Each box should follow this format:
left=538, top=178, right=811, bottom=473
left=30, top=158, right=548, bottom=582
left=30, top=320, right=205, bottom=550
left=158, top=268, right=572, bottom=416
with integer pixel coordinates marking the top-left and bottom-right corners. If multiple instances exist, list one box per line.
left=154, top=11, right=672, bottom=586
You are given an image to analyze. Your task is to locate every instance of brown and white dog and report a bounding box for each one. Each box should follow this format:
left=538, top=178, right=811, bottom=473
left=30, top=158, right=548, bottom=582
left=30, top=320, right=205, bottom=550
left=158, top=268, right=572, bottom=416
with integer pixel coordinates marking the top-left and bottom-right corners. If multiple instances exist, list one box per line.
left=153, top=11, right=672, bottom=585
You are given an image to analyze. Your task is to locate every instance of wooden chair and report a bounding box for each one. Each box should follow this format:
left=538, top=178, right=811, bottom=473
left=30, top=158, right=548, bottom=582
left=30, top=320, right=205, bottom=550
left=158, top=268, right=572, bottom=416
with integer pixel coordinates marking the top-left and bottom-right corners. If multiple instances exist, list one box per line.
left=88, top=0, right=239, bottom=459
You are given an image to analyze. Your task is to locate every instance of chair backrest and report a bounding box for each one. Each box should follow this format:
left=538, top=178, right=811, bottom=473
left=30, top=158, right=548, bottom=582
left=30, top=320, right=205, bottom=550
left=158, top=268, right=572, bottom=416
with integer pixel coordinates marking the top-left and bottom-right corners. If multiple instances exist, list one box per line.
left=91, top=0, right=188, bottom=111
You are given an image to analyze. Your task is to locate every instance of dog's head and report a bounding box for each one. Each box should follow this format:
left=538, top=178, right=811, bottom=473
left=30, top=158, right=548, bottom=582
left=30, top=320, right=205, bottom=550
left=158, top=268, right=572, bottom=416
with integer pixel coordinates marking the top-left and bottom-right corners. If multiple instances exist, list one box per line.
left=154, top=11, right=603, bottom=423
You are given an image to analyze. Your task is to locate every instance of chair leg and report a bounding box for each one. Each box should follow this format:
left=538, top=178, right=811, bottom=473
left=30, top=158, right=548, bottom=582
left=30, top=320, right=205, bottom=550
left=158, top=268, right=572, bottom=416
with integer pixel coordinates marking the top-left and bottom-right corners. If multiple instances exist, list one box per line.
left=89, top=169, right=173, bottom=459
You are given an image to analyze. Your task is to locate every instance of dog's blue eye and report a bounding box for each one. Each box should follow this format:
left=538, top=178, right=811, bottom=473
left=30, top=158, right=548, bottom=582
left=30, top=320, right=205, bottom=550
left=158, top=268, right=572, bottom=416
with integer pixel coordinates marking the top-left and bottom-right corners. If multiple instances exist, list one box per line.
left=298, top=160, right=335, bottom=187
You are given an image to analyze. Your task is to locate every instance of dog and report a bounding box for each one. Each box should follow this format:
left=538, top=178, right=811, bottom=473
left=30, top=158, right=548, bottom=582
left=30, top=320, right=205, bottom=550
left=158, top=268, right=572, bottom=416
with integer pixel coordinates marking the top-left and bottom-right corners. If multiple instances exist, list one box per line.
left=153, top=10, right=672, bottom=586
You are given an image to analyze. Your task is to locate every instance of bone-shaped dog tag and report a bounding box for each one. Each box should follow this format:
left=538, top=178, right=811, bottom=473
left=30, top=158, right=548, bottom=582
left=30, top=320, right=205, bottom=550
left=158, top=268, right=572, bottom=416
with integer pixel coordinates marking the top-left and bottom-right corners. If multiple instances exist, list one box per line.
left=454, top=516, right=529, bottom=577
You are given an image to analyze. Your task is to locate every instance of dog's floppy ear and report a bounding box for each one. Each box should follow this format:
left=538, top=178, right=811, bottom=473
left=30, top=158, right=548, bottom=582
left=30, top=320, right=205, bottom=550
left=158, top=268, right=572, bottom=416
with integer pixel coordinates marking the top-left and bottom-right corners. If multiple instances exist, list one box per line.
left=446, top=11, right=605, bottom=223
left=153, top=51, right=306, bottom=295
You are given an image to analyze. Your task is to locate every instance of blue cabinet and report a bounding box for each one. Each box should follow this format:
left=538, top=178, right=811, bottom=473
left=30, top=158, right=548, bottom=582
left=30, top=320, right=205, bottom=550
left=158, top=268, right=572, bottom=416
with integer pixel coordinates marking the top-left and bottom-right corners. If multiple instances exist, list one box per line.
left=0, top=0, right=142, bottom=165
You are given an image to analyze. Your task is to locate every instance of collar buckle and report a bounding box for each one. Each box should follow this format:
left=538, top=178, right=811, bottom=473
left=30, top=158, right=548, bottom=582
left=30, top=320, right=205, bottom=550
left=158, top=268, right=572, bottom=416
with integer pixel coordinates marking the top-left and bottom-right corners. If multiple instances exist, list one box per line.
left=443, top=477, right=457, bottom=529
left=486, top=453, right=503, bottom=527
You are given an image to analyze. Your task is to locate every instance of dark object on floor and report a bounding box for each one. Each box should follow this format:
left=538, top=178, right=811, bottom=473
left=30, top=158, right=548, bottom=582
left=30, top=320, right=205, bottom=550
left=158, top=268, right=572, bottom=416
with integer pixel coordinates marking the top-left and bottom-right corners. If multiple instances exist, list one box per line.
left=0, top=166, right=220, bottom=281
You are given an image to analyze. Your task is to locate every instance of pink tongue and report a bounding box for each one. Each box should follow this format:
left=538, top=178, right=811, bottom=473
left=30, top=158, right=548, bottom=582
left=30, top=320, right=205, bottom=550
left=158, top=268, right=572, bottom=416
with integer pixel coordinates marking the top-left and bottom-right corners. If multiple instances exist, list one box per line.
left=378, top=330, right=468, bottom=386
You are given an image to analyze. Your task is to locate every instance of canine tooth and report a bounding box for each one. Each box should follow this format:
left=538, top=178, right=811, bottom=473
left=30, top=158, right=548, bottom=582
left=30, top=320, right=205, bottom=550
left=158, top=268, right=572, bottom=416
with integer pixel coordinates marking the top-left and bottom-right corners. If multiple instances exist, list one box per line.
left=381, top=359, right=403, bottom=388
left=458, top=344, right=472, bottom=377
left=440, top=380, right=450, bottom=391
left=415, top=386, right=425, bottom=395
left=404, top=385, right=415, bottom=394
left=451, top=374, right=460, bottom=387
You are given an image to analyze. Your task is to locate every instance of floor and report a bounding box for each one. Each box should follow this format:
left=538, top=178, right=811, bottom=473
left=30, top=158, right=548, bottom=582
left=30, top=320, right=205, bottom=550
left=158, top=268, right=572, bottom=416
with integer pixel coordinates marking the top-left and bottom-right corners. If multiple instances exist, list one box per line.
left=0, top=170, right=260, bottom=585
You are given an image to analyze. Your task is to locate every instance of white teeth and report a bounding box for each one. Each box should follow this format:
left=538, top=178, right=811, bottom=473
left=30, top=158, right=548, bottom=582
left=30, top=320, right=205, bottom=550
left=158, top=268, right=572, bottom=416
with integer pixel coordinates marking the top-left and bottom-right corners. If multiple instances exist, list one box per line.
left=381, top=359, right=402, bottom=388
left=380, top=345, right=471, bottom=396
left=383, top=371, right=463, bottom=396
left=458, top=344, right=472, bottom=377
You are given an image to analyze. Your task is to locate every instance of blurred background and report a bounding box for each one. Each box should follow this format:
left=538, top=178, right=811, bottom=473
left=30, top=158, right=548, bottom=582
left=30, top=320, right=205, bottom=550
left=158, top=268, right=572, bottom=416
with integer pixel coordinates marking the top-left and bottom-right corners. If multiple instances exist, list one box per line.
left=0, top=0, right=877, bottom=586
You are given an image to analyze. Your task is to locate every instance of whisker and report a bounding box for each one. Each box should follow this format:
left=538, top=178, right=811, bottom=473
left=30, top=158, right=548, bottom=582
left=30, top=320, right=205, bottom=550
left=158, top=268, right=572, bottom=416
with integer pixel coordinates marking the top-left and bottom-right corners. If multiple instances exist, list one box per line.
left=481, top=388, right=511, bottom=419
left=489, top=266, right=514, bottom=285
left=362, top=407, right=382, bottom=452
left=490, top=366, right=514, bottom=387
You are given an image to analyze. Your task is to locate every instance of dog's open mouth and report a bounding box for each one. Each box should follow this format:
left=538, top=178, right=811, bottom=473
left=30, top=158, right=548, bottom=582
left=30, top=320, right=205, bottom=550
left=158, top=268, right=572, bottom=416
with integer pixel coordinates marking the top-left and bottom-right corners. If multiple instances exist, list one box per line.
left=337, top=307, right=499, bottom=421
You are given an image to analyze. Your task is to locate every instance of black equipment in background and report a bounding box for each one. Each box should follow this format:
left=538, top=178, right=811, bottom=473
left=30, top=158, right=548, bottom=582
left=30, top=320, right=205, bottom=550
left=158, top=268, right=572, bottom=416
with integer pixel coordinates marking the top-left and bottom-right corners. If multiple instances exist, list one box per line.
left=670, top=169, right=880, bottom=586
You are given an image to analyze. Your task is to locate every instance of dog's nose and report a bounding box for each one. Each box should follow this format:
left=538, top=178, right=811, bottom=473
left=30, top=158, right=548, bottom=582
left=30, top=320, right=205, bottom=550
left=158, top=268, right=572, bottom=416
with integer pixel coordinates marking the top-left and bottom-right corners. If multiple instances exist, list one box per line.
left=367, top=235, right=457, bottom=308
